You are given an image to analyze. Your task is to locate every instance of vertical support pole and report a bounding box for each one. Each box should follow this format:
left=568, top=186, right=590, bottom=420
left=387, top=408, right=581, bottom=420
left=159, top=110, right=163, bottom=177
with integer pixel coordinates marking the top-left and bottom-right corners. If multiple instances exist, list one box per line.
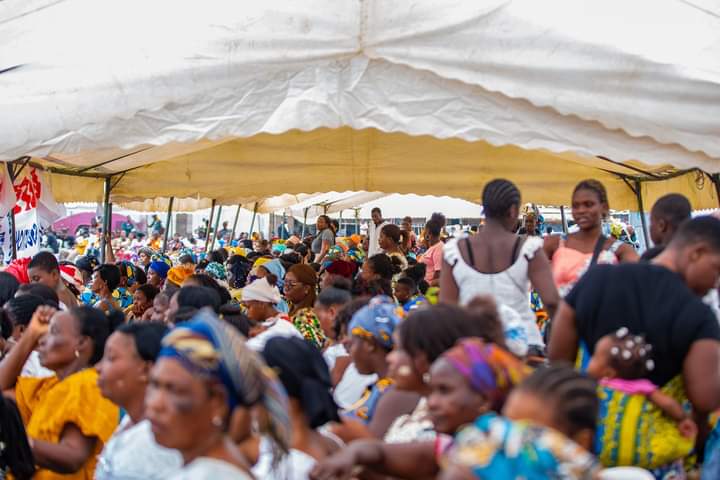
left=210, top=205, right=223, bottom=252
left=248, top=202, right=259, bottom=237
left=635, top=180, right=650, bottom=248
left=231, top=204, right=242, bottom=241
left=100, top=177, right=112, bottom=263
left=162, top=196, right=174, bottom=253
left=301, top=207, right=309, bottom=238
left=205, top=199, right=216, bottom=252
left=560, top=205, right=568, bottom=234
left=712, top=173, right=720, bottom=208
left=5, top=163, right=17, bottom=261
left=355, top=208, right=360, bottom=235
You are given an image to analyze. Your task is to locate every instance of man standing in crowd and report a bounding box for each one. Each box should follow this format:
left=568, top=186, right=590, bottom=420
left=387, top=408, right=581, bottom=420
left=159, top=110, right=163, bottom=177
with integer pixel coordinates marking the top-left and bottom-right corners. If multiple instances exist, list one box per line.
left=367, top=207, right=389, bottom=257
left=641, top=193, right=692, bottom=261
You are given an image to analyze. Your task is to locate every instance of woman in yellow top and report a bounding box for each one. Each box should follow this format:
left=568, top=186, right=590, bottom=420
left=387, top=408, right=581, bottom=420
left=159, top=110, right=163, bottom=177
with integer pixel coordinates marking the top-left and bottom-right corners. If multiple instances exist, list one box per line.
left=0, top=305, right=122, bottom=480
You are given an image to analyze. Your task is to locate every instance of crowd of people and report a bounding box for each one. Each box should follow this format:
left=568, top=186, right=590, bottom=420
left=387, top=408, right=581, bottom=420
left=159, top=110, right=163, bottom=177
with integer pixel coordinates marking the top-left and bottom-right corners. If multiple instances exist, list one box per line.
left=0, top=178, right=718, bottom=479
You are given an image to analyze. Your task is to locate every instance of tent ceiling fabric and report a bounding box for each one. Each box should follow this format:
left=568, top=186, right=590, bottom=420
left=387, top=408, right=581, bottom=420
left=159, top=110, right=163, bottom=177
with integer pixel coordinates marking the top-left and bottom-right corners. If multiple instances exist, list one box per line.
left=1, top=0, right=719, bottom=208
left=42, top=127, right=719, bottom=210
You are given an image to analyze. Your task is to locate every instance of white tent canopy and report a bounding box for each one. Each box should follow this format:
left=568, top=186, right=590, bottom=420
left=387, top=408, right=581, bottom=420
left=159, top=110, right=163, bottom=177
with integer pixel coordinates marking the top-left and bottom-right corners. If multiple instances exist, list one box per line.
left=0, top=0, right=718, bottom=209
left=339, top=194, right=482, bottom=220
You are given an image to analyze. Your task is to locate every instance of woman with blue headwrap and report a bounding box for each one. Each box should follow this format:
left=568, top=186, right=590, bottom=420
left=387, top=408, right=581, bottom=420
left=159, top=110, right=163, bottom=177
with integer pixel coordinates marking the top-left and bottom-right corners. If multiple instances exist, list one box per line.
left=145, top=310, right=290, bottom=479
left=333, top=296, right=419, bottom=442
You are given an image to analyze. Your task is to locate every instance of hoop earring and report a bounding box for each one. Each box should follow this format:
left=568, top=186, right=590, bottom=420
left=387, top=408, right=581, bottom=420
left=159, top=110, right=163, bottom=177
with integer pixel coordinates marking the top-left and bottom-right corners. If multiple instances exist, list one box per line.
left=74, top=350, right=80, bottom=358
left=422, top=372, right=431, bottom=384
left=212, top=416, right=223, bottom=428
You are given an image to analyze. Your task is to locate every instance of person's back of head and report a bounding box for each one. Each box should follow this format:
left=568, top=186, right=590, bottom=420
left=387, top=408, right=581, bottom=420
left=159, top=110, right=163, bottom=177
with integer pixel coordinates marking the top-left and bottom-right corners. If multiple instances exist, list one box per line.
left=664, top=216, right=720, bottom=295
left=650, top=194, right=692, bottom=246
left=0, top=272, right=20, bottom=306
left=508, top=365, right=598, bottom=450
left=177, top=285, right=222, bottom=313
left=16, top=283, right=60, bottom=307
left=399, top=302, right=506, bottom=363
left=333, top=297, right=370, bottom=340
left=4, top=294, right=47, bottom=330
left=381, top=224, right=402, bottom=245
left=482, top=179, right=521, bottom=222
left=186, top=273, right=231, bottom=305
left=70, top=305, right=124, bottom=364
left=317, top=286, right=352, bottom=308
left=368, top=253, right=394, bottom=281
left=219, top=303, right=251, bottom=337
left=136, top=284, right=160, bottom=304
left=425, top=219, right=442, bottom=238
left=115, top=322, right=168, bottom=362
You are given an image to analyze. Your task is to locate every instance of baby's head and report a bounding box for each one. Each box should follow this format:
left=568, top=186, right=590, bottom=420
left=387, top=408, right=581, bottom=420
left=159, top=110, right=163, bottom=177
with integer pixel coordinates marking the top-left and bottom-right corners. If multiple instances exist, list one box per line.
left=587, top=327, right=655, bottom=380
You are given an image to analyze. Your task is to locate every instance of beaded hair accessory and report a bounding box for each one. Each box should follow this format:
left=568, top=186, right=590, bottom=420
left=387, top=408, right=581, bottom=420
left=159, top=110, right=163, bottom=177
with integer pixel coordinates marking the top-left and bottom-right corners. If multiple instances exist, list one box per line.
left=609, top=327, right=655, bottom=372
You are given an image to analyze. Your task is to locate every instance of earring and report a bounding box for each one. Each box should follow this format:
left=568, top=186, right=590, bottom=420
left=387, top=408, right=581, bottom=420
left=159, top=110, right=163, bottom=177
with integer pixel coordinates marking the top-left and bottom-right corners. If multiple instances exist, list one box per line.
left=74, top=350, right=80, bottom=358
left=212, top=416, right=223, bottom=428
left=422, top=372, right=431, bottom=384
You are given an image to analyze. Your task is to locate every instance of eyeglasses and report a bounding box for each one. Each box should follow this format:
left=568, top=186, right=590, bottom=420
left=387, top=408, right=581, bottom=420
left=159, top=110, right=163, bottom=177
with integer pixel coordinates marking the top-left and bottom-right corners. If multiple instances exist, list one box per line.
left=284, top=281, right=301, bottom=289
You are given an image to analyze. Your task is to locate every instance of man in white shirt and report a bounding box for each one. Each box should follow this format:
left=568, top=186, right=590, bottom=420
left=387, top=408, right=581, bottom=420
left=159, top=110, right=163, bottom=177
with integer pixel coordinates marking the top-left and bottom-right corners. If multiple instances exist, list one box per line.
left=367, top=207, right=389, bottom=258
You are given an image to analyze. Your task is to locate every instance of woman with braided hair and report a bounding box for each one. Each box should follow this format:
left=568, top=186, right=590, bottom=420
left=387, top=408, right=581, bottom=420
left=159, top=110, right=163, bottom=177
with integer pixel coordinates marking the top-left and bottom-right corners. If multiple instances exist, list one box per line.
left=544, top=179, right=638, bottom=298
left=440, top=179, right=559, bottom=357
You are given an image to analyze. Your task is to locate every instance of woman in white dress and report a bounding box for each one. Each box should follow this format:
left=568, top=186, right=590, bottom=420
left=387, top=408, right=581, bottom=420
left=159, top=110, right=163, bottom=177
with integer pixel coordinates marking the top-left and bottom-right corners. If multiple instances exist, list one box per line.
left=145, top=309, right=290, bottom=480
left=96, top=322, right=183, bottom=480
left=440, top=179, right=559, bottom=356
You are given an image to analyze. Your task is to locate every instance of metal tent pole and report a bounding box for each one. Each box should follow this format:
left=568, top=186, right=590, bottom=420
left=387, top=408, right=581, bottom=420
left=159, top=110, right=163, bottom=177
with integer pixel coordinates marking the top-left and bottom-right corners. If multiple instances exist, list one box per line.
left=162, top=197, right=174, bottom=253
left=560, top=205, right=568, bottom=234
left=712, top=173, right=720, bottom=208
left=248, top=202, right=259, bottom=237
left=100, top=177, right=112, bottom=263
left=301, top=207, right=309, bottom=238
left=231, top=204, right=242, bottom=240
left=210, top=205, right=223, bottom=252
left=635, top=180, right=650, bottom=248
left=5, top=163, right=17, bottom=260
left=205, top=199, right=216, bottom=252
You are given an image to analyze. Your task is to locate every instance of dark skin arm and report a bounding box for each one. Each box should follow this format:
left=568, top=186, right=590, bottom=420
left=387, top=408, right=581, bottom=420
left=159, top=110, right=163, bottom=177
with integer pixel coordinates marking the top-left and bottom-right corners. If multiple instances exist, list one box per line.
left=543, top=235, right=561, bottom=262
left=682, top=339, right=720, bottom=414
left=32, top=422, right=97, bottom=474
left=616, top=242, right=639, bottom=263
left=527, top=249, right=559, bottom=319
left=366, top=389, right=420, bottom=439
left=648, top=390, right=687, bottom=422
left=331, top=355, right=351, bottom=387
left=439, top=258, right=459, bottom=304
left=547, top=302, right=579, bottom=363
left=310, top=439, right=438, bottom=480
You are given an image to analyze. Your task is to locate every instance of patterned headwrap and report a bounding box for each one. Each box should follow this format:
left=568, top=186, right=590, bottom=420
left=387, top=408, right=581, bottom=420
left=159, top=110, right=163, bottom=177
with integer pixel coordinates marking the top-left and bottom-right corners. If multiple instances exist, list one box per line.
left=117, top=261, right=137, bottom=286
left=75, top=255, right=99, bottom=277
left=59, top=264, right=85, bottom=292
left=179, top=247, right=197, bottom=264
left=441, top=338, right=531, bottom=411
left=149, top=261, right=170, bottom=279
left=325, top=245, right=344, bottom=262
left=348, top=295, right=403, bottom=350
left=258, top=259, right=286, bottom=290
left=159, top=310, right=290, bottom=453
left=205, top=262, right=227, bottom=281
left=167, top=264, right=196, bottom=287
left=151, top=253, right=172, bottom=268
left=346, top=247, right=365, bottom=265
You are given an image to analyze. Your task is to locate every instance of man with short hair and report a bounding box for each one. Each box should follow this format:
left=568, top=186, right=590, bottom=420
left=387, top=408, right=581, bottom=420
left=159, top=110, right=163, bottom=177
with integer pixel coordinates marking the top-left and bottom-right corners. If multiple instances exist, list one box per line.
left=641, top=193, right=692, bottom=261
left=550, top=216, right=720, bottom=418
left=27, top=251, right=78, bottom=308
left=367, top=207, right=389, bottom=257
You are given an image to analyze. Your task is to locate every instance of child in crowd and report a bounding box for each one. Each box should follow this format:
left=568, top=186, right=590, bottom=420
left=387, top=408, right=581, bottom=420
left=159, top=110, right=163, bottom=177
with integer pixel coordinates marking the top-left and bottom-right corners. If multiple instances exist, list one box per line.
left=587, top=327, right=697, bottom=439
left=393, top=277, right=427, bottom=313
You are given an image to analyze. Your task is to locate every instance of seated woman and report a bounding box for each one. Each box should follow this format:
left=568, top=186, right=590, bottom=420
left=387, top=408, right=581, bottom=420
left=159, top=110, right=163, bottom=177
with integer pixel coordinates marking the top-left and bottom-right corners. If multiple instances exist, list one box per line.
left=440, top=364, right=601, bottom=479
left=90, top=264, right=123, bottom=313
left=311, top=337, right=530, bottom=480
left=384, top=301, right=506, bottom=444
left=284, top=264, right=326, bottom=349
left=145, top=310, right=290, bottom=479
left=254, top=336, right=342, bottom=479
left=0, top=305, right=122, bottom=479
left=96, top=322, right=183, bottom=479
left=334, top=296, right=419, bottom=441
left=125, top=284, right=159, bottom=321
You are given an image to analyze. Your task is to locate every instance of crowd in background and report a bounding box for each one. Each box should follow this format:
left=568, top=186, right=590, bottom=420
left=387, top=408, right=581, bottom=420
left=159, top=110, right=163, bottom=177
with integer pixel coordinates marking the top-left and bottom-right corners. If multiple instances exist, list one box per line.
left=0, top=178, right=719, bottom=479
